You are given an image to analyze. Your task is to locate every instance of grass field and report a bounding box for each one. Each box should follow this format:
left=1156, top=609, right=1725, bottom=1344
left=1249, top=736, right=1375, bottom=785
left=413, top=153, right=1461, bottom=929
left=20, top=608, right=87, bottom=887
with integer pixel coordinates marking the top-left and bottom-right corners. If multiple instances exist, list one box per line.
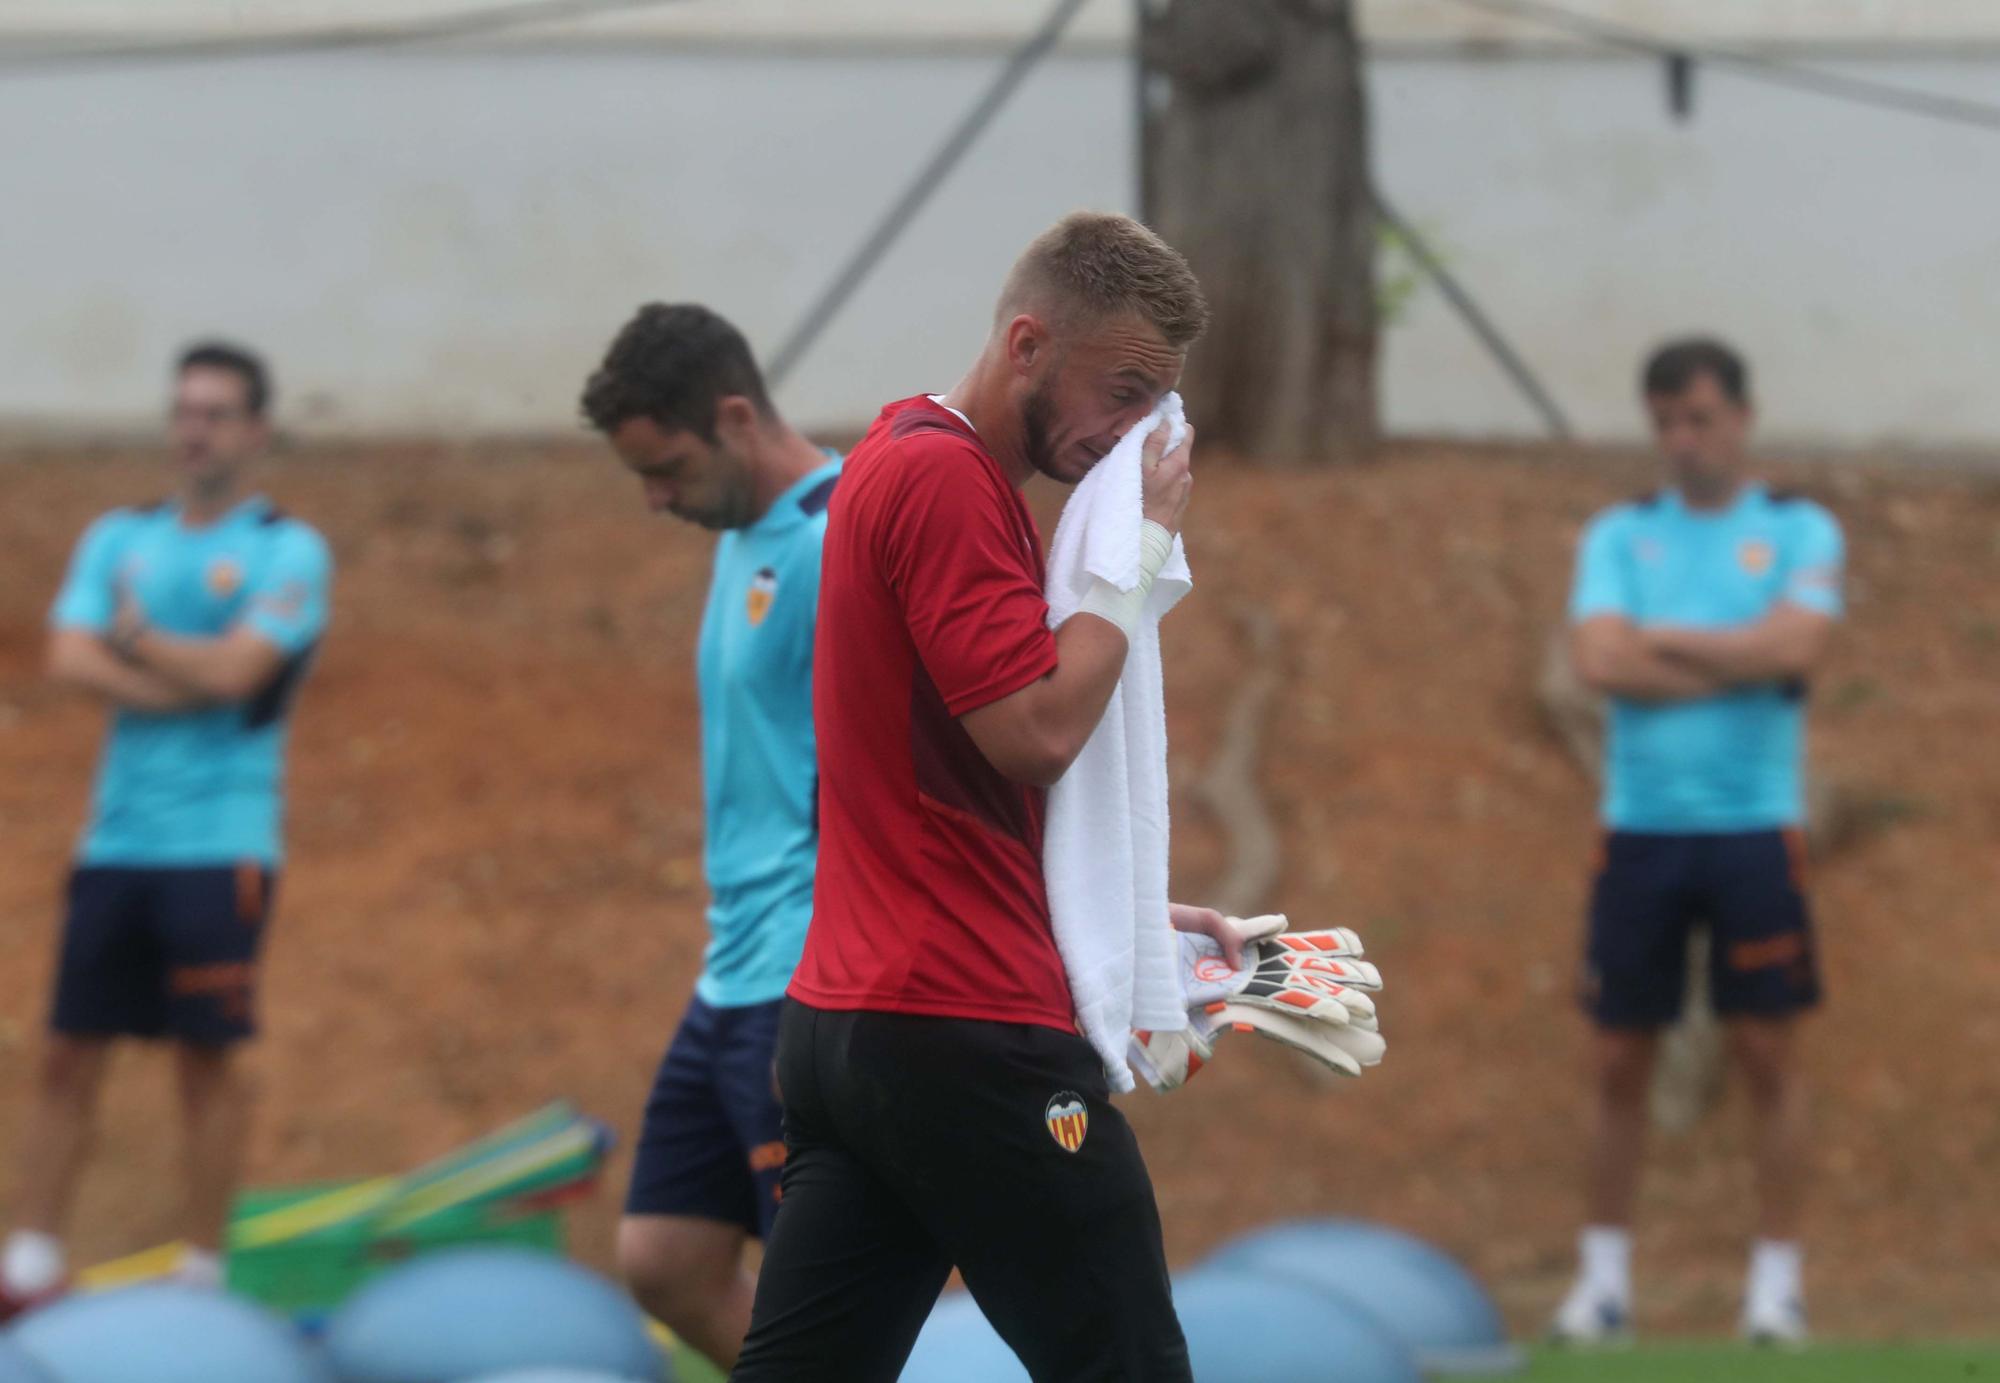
left=1498, top=1345, right=2000, bottom=1382
left=669, top=1342, right=2000, bottom=1381
left=669, top=1347, right=724, bottom=1383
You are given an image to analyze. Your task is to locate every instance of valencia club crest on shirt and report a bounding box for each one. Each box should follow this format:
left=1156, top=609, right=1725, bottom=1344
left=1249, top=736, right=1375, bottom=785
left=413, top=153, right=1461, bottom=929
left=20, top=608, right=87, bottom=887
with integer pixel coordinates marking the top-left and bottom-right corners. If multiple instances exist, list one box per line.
left=1738, top=538, right=1776, bottom=576
left=746, top=567, right=778, bottom=627
left=1045, top=1091, right=1088, bottom=1153
left=206, top=557, right=245, bottom=598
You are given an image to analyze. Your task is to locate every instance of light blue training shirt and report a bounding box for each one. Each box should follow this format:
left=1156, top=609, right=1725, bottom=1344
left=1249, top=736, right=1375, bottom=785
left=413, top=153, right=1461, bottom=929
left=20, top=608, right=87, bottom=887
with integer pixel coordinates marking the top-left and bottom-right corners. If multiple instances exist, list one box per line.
left=49, top=496, right=333, bottom=866
left=693, top=455, right=840, bottom=1008
left=1569, top=484, right=1844, bottom=833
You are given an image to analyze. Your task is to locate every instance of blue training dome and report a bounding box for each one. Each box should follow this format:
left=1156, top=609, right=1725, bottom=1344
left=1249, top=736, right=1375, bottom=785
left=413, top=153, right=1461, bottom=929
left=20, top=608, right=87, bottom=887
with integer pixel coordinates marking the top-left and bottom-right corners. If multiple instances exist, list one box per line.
left=0, top=1336, right=54, bottom=1383
left=900, top=1275, right=1421, bottom=1383
left=1175, top=1268, right=1422, bottom=1383
left=898, top=1292, right=1026, bottom=1383
left=1209, top=1218, right=1523, bottom=1375
left=469, top=1371, right=667, bottom=1383
left=324, top=1248, right=666, bottom=1383
left=9, top=1284, right=328, bottom=1383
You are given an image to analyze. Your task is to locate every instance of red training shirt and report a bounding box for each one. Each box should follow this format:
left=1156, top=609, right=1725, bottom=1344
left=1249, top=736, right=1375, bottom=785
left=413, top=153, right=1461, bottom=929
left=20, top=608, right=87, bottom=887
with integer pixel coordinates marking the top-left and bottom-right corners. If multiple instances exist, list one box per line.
left=789, top=395, right=1076, bottom=1031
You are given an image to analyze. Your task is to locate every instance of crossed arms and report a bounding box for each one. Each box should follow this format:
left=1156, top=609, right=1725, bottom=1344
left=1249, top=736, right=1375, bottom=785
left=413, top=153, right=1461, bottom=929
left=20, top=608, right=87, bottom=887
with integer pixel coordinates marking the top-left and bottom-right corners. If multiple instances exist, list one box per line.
left=48, top=616, right=289, bottom=714
left=1571, top=602, right=1834, bottom=703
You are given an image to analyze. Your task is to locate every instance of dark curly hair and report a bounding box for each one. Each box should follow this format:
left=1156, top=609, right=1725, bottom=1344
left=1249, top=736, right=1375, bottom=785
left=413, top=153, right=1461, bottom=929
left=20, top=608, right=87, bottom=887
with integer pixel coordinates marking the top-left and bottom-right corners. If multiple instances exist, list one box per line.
left=178, top=340, right=271, bottom=417
left=1643, top=337, right=1749, bottom=406
left=580, top=303, right=774, bottom=439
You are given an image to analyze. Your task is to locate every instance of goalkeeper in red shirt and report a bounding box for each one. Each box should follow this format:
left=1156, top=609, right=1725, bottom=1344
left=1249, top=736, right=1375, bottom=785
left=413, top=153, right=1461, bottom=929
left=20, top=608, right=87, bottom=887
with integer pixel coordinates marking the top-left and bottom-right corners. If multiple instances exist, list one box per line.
left=731, top=213, right=1225, bottom=1383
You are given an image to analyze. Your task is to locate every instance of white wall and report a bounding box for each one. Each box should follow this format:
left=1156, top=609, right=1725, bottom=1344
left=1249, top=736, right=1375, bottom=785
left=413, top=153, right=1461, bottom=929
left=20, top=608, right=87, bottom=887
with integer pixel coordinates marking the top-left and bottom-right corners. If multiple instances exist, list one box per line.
left=10, top=0, right=2000, bottom=47
left=1374, top=56, right=2000, bottom=445
left=2, top=41, right=1998, bottom=447
left=0, top=47, right=1137, bottom=436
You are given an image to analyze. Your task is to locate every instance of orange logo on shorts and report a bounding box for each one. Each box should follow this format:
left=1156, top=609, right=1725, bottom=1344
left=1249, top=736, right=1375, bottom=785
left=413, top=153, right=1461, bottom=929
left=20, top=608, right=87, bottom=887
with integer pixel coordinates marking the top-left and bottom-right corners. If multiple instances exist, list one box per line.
left=1045, top=1092, right=1088, bottom=1153
left=170, top=962, right=257, bottom=1019
left=1728, top=934, right=1806, bottom=972
left=169, top=961, right=256, bottom=997
left=748, top=1141, right=787, bottom=1174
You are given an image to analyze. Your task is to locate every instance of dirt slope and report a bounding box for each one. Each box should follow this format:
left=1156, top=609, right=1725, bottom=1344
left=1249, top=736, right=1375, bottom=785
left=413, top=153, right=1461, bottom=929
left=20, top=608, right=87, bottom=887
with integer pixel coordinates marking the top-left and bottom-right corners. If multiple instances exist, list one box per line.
left=1, top=439, right=1994, bottom=1337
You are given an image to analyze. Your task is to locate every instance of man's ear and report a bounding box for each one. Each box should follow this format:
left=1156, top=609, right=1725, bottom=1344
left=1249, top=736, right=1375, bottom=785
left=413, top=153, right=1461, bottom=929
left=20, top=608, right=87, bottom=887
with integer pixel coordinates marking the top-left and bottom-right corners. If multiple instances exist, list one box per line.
left=1003, top=313, right=1049, bottom=376
left=712, top=395, right=762, bottom=447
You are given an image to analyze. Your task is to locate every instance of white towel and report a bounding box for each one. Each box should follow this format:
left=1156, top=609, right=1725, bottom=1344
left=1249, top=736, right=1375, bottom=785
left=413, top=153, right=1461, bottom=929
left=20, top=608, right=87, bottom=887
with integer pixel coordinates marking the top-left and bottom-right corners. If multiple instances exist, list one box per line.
left=1043, top=393, right=1193, bottom=1091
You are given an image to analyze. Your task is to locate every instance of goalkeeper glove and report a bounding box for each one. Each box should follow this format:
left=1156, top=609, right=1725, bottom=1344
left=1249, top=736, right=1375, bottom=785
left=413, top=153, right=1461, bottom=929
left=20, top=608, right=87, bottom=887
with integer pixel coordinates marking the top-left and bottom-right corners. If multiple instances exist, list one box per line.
left=1129, top=914, right=1385, bottom=1089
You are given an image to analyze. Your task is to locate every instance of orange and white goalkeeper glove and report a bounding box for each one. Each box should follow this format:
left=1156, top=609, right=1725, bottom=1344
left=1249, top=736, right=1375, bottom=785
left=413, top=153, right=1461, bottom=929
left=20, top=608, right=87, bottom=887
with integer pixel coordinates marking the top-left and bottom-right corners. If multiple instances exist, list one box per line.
left=1128, top=914, right=1385, bottom=1091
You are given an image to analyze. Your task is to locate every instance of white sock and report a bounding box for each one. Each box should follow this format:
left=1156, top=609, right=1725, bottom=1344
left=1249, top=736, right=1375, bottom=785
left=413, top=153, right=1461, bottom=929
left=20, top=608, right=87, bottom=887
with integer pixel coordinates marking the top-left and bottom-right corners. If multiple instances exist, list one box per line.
left=1, top=1230, right=67, bottom=1296
left=1579, top=1225, right=1632, bottom=1301
left=1747, top=1239, right=1803, bottom=1306
left=174, top=1245, right=225, bottom=1291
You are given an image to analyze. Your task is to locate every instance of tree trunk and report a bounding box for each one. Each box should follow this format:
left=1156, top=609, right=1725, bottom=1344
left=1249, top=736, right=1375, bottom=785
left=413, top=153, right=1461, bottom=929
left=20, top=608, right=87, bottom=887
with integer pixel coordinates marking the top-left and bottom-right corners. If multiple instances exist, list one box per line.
left=1139, top=0, right=1378, bottom=464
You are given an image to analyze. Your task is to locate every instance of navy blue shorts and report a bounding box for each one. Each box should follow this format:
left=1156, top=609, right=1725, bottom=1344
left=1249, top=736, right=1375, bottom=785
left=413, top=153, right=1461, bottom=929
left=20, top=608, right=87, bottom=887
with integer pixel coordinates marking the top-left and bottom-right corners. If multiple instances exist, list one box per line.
left=51, top=864, right=277, bottom=1045
left=1582, top=829, right=1821, bottom=1029
left=625, top=995, right=786, bottom=1238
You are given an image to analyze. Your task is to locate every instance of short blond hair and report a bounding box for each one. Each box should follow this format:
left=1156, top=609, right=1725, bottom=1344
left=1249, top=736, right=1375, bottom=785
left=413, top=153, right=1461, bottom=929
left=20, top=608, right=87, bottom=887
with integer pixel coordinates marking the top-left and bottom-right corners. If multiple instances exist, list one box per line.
left=997, top=212, right=1209, bottom=349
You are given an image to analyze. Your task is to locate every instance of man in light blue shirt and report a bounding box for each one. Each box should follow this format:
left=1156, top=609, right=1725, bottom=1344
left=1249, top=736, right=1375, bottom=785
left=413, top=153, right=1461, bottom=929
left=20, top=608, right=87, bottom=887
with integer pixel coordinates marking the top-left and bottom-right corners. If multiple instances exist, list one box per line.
left=3, top=344, right=331, bottom=1316
left=1553, top=339, right=1842, bottom=1347
left=580, top=304, right=836, bottom=1371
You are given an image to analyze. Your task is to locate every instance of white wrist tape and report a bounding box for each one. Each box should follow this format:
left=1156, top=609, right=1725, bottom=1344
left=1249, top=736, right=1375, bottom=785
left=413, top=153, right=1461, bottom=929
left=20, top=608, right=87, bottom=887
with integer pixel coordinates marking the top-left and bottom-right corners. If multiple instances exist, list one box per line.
left=1074, top=521, right=1175, bottom=638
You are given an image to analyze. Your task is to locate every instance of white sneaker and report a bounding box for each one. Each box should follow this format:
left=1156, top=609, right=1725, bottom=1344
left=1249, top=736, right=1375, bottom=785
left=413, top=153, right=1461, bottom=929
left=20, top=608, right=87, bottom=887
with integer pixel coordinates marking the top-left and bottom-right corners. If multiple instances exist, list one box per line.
left=1742, top=1294, right=1809, bottom=1347
left=1548, top=1279, right=1632, bottom=1346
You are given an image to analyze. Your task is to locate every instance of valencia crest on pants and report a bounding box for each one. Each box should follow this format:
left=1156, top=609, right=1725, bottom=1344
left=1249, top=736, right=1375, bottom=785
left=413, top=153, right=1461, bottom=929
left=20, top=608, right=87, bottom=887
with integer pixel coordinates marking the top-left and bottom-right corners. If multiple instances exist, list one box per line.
left=1045, top=1091, right=1089, bottom=1152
